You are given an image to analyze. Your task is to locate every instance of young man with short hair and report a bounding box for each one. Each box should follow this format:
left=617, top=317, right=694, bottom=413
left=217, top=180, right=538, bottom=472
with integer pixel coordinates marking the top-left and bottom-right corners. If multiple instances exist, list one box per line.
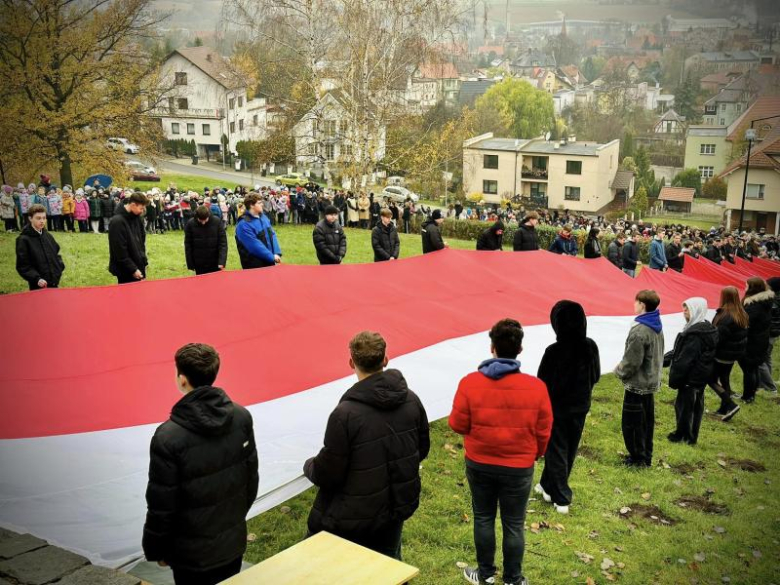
left=235, top=193, right=281, bottom=269
left=108, top=191, right=149, bottom=283
left=312, top=204, right=347, bottom=265
left=607, top=233, right=625, bottom=269
left=184, top=205, right=228, bottom=275
left=304, top=331, right=429, bottom=560
left=142, top=343, right=259, bottom=585
left=450, top=319, right=553, bottom=585
left=614, top=290, right=665, bottom=467
left=621, top=232, right=641, bottom=277
left=372, top=207, right=400, bottom=261
left=421, top=209, right=447, bottom=253
left=649, top=229, right=668, bottom=271
left=16, top=204, right=65, bottom=290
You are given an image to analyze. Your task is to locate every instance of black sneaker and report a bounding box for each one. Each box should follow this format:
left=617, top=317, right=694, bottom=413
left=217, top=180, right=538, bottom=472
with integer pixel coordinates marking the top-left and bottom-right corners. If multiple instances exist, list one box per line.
left=463, top=567, right=495, bottom=585
left=721, top=404, right=740, bottom=422
left=667, top=432, right=683, bottom=443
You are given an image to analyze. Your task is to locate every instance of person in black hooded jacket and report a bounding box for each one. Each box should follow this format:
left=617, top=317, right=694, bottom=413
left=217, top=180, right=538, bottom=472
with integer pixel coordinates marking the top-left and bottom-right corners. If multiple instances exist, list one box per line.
left=142, top=343, right=258, bottom=585
left=664, top=297, right=718, bottom=444
left=304, top=331, right=429, bottom=559
left=739, top=278, right=775, bottom=402
left=583, top=227, right=602, bottom=258
left=476, top=220, right=504, bottom=251
left=313, top=205, right=347, bottom=265
left=512, top=212, right=539, bottom=251
left=371, top=208, right=400, bottom=261
left=421, top=209, right=446, bottom=254
left=536, top=301, right=600, bottom=513
left=184, top=205, right=228, bottom=275
left=708, top=286, right=748, bottom=421
left=758, top=277, right=780, bottom=393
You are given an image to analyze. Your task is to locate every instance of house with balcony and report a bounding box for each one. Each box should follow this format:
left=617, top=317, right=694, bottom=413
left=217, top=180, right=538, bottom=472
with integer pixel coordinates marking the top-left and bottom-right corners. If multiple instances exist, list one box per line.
left=152, top=46, right=268, bottom=159
left=462, top=133, right=624, bottom=213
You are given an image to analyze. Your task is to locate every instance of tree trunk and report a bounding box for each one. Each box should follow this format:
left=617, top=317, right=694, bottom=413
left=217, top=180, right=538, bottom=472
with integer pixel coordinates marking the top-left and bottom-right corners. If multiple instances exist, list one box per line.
left=59, top=151, right=74, bottom=188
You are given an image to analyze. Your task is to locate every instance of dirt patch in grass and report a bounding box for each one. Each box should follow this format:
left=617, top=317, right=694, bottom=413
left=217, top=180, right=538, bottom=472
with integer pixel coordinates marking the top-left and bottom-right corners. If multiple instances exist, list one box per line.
left=672, top=461, right=705, bottom=475
left=619, top=504, right=678, bottom=526
left=577, top=445, right=601, bottom=460
left=723, top=457, right=766, bottom=472
left=674, top=495, right=730, bottom=515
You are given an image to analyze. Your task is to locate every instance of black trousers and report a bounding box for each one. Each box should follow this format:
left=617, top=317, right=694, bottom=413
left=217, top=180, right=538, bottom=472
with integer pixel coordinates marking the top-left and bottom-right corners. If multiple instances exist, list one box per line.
left=308, top=522, right=403, bottom=561
left=4, top=217, right=18, bottom=231
left=738, top=358, right=760, bottom=401
left=195, top=267, right=220, bottom=275
left=171, top=557, right=242, bottom=585
left=63, top=214, right=74, bottom=232
left=708, top=361, right=736, bottom=411
left=116, top=269, right=146, bottom=284
left=673, top=385, right=705, bottom=444
left=77, top=219, right=89, bottom=233
left=621, top=391, right=654, bottom=466
left=540, top=413, right=586, bottom=506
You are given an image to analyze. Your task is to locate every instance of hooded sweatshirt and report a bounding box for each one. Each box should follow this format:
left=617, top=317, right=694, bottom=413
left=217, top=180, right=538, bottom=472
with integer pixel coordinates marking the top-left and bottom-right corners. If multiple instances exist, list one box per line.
left=537, top=300, right=601, bottom=417
left=304, top=369, right=430, bottom=537
left=142, top=386, right=258, bottom=572
left=666, top=298, right=718, bottom=389
left=615, top=309, right=665, bottom=394
left=476, top=220, right=504, bottom=251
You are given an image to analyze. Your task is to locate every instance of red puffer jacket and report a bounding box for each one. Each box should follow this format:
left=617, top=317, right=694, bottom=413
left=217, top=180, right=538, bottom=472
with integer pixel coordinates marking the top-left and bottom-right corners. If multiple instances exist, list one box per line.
left=449, top=363, right=553, bottom=468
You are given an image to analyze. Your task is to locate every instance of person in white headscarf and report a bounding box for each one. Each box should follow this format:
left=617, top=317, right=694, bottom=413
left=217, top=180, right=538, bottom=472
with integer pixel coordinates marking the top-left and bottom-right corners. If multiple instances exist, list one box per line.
left=663, top=297, right=718, bottom=444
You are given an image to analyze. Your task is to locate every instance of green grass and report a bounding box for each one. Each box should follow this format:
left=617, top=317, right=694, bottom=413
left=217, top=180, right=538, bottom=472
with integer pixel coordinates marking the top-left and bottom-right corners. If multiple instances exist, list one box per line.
left=245, top=362, right=780, bottom=585
left=0, top=224, right=475, bottom=294
left=132, top=173, right=253, bottom=194
left=644, top=216, right=723, bottom=231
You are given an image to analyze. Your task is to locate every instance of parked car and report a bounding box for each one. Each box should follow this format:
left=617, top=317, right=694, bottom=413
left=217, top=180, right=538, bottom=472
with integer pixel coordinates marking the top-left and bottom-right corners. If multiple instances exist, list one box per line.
left=125, top=160, right=159, bottom=181
left=380, top=185, right=419, bottom=203
left=107, top=137, right=139, bottom=154
left=276, top=173, right=307, bottom=188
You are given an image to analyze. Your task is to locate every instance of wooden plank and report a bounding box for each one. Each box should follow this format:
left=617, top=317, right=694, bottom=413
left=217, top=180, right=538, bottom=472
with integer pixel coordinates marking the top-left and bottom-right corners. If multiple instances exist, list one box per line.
left=222, top=532, right=418, bottom=585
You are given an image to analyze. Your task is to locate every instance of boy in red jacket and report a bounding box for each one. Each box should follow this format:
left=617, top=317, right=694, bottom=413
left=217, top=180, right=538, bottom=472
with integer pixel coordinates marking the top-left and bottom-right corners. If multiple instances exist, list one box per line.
left=449, top=319, right=553, bottom=585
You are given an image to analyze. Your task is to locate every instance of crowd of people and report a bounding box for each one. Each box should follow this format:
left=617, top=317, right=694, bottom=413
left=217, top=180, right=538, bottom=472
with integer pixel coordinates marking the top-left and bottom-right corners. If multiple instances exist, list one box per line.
left=139, top=277, right=778, bottom=585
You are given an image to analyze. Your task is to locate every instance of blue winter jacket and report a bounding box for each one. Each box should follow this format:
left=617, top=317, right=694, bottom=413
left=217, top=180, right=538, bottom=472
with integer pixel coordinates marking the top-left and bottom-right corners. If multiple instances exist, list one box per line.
left=649, top=238, right=668, bottom=270
left=235, top=211, right=281, bottom=268
left=549, top=234, right=578, bottom=256
left=210, top=202, right=223, bottom=219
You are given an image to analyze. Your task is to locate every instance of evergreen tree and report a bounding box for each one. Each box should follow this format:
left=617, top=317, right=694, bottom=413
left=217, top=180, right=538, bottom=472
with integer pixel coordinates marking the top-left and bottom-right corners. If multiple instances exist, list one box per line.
left=631, top=186, right=649, bottom=218
left=675, top=76, right=701, bottom=123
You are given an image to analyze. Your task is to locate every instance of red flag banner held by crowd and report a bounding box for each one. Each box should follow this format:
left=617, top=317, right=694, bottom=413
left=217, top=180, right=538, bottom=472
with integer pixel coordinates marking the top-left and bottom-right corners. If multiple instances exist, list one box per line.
left=682, top=255, right=748, bottom=288
left=734, top=257, right=780, bottom=280
left=752, top=256, right=780, bottom=277
left=0, top=249, right=751, bottom=567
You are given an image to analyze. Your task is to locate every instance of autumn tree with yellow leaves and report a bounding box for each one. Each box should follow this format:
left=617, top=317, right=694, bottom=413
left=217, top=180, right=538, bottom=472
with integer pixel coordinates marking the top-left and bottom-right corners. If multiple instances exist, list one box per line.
left=0, top=0, right=172, bottom=186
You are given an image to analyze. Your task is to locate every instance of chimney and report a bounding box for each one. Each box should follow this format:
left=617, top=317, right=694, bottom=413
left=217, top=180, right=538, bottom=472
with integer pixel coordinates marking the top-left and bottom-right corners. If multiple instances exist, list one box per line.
left=554, top=143, right=560, bottom=150
left=206, top=53, right=212, bottom=62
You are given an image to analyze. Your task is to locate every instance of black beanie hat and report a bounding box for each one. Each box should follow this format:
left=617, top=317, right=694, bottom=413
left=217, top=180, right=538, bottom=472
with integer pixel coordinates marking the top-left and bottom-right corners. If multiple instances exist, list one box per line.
left=431, top=209, right=442, bottom=220
left=324, top=204, right=339, bottom=215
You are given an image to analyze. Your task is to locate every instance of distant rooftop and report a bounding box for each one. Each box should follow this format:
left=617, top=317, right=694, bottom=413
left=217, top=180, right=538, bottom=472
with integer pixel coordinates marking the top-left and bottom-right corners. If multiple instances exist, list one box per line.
left=687, top=125, right=728, bottom=137
left=695, top=51, right=759, bottom=63
left=465, top=135, right=612, bottom=156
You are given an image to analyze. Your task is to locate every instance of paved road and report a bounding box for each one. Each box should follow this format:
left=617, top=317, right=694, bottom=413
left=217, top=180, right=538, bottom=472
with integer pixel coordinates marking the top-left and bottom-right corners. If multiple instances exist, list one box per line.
left=158, top=158, right=277, bottom=188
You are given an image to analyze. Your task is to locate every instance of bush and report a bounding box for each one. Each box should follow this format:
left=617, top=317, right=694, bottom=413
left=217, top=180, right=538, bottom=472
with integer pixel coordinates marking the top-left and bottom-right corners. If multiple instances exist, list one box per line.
left=702, top=176, right=727, bottom=200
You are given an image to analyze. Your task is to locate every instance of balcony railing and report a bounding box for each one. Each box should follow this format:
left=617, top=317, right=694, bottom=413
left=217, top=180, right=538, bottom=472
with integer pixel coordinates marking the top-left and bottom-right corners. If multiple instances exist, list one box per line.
left=150, top=107, right=225, bottom=119
left=521, top=168, right=548, bottom=180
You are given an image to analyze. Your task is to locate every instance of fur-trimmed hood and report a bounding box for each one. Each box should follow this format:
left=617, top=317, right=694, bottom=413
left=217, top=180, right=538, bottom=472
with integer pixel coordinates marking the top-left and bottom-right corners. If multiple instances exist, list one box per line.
left=744, top=290, right=775, bottom=306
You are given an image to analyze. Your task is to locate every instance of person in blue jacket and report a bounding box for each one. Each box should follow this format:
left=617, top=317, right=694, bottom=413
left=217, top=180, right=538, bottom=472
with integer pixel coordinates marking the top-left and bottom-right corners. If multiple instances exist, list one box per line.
left=649, top=229, right=668, bottom=271
left=548, top=225, right=578, bottom=256
left=235, top=193, right=281, bottom=269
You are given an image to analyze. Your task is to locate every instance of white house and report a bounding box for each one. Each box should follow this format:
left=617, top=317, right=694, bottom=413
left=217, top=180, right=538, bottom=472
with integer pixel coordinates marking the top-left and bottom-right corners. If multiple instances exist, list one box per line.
left=293, top=90, right=386, bottom=169
left=152, top=46, right=268, bottom=158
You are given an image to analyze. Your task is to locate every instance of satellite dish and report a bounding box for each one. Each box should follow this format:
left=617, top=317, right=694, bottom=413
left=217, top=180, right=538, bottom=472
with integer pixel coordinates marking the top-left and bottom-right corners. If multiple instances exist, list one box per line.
left=545, top=132, right=551, bottom=141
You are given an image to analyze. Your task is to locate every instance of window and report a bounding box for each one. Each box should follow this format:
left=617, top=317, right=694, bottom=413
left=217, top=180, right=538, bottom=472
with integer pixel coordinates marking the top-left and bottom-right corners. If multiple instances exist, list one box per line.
left=324, top=120, right=337, bottom=138
left=483, top=180, right=498, bottom=194
left=239, top=119, right=244, bottom=131
left=325, top=143, right=335, bottom=161
left=564, top=186, right=581, bottom=201
left=530, top=183, right=545, bottom=197
left=230, top=121, right=235, bottom=133
left=238, top=96, right=243, bottom=107
left=171, top=122, right=180, bottom=135
left=736, top=103, right=743, bottom=113
left=566, top=160, right=582, bottom=175
left=483, top=154, right=499, bottom=169
left=719, top=118, right=725, bottom=125
left=746, top=184, right=765, bottom=200
left=175, top=72, right=187, bottom=86
left=186, top=123, right=195, bottom=135
left=700, top=143, right=716, bottom=155
left=167, top=97, right=175, bottom=110
left=698, top=166, right=714, bottom=179
left=253, top=114, right=258, bottom=125
left=202, top=124, right=211, bottom=136
left=229, top=98, right=235, bottom=109
left=177, top=98, right=188, bottom=110
left=343, top=143, right=353, bottom=156
left=720, top=103, right=726, bottom=112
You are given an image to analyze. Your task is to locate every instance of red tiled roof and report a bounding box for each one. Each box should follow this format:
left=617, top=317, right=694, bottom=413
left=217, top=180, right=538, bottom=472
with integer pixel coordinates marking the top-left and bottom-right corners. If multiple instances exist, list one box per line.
left=658, top=187, right=695, bottom=203
left=478, top=46, right=505, bottom=56
left=173, top=46, right=244, bottom=90
left=719, top=147, right=780, bottom=178
left=727, top=96, right=780, bottom=141
left=418, top=61, right=459, bottom=79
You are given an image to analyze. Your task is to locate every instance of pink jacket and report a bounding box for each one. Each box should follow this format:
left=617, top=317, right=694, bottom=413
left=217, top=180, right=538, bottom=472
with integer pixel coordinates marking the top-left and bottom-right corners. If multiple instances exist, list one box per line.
left=74, top=198, right=90, bottom=220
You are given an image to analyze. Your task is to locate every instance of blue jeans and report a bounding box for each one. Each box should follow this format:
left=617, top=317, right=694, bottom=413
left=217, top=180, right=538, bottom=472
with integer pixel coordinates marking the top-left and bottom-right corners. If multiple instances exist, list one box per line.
left=466, top=464, right=534, bottom=584
left=623, top=268, right=636, bottom=278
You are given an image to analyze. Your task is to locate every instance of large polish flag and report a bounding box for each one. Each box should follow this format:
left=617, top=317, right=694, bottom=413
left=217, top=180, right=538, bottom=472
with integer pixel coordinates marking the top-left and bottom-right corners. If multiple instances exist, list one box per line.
left=0, top=249, right=771, bottom=567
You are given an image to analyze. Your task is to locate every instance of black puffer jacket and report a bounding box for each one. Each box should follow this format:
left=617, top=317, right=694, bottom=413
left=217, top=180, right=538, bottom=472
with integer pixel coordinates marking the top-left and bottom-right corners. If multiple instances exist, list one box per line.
left=712, top=309, right=747, bottom=362
left=512, top=223, right=539, bottom=251
left=537, top=300, right=601, bottom=417
left=667, top=321, right=718, bottom=389
left=304, top=369, right=430, bottom=538
left=622, top=240, right=639, bottom=270
left=768, top=278, right=780, bottom=338
left=704, top=245, right=722, bottom=264
left=476, top=221, right=504, bottom=251
left=184, top=215, right=228, bottom=272
left=142, top=387, right=258, bottom=572
left=108, top=206, right=147, bottom=278
left=313, top=219, right=346, bottom=265
left=583, top=237, right=602, bottom=259
left=15, top=224, right=65, bottom=287
left=100, top=195, right=116, bottom=219
left=742, top=290, right=775, bottom=366
left=371, top=222, right=400, bottom=261
left=666, top=242, right=684, bottom=272
left=421, top=220, right=444, bottom=254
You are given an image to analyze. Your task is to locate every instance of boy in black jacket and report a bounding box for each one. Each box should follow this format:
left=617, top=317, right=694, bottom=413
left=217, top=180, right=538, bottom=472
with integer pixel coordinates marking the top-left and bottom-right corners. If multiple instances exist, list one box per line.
left=536, top=301, right=600, bottom=514
left=665, top=298, right=718, bottom=445
left=142, top=344, right=258, bottom=585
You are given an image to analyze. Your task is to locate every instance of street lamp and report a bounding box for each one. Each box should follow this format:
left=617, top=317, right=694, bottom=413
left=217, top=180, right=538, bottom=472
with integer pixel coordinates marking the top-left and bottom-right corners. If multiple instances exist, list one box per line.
left=737, top=127, right=756, bottom=234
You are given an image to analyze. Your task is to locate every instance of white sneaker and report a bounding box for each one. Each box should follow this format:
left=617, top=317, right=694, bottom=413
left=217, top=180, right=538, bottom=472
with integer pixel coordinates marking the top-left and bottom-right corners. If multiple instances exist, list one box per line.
left=534, top=483, right=551, bottom=503
left=554, top=503, right=569, bottom=514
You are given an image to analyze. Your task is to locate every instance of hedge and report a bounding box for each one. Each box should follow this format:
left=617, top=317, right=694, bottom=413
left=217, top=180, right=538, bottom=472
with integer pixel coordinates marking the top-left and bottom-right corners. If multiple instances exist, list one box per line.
left=408, top=217, right=653, bottom=263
